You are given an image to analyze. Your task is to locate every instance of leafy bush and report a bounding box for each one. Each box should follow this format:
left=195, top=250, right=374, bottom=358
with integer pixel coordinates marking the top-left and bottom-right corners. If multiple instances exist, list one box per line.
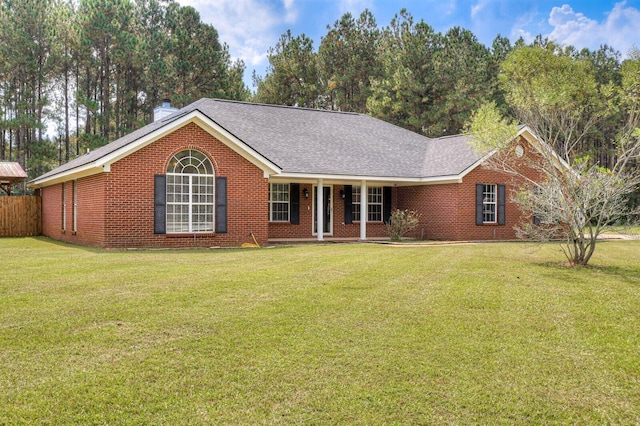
left=386, top=209, right=421, bottom=241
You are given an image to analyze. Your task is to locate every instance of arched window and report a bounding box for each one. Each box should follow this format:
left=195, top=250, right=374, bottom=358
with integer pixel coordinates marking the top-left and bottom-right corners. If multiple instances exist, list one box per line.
left=166, top=149, right=215, bottom=233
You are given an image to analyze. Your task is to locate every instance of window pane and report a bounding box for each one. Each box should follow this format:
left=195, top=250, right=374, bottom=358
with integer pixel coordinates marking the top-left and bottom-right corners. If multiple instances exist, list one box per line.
left=368, top=187, right=382, bottom=204
left=166, top=150, right=215, bottom=233
left=168, top=149, right=215, bottom=175
left=483, top=184, right=497, bottom=223
left=352, top=186, right=382, bottom=222
left=369, top=205, right=382, bottom=222
left=351, top=187, right=361, bottom=222
left=269, top=183, right=290, bottom=222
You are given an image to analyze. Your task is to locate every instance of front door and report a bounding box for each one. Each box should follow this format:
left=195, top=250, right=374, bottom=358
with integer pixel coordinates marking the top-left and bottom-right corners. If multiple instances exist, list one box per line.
left=313, top=186, right=332, bottom=235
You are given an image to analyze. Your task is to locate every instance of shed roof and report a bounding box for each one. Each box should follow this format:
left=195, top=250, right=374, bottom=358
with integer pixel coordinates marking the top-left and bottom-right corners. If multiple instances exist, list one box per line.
left=31, top=99, right=487, bottom=186
left=0, top=162, right=27, bottom=183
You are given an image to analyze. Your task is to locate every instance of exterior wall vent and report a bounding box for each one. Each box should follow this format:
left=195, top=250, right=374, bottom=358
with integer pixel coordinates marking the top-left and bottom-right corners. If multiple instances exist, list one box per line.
left=153, top=99, right=178, bottom=122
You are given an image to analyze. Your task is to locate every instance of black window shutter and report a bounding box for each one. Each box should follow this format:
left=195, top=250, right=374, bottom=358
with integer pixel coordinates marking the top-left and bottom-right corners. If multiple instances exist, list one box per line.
left=344, top=185, right=353, bottom=224
left=476, top=183, right=484, bottom=226
left=498, top=184, right=506, bottom=225
left=290, top=183, right=300, bottom=225
left=216, top=177, right=228, bottom=233
left=383, top=186, right=392, bottom=223
left=154, top=175, right=166, bottom=234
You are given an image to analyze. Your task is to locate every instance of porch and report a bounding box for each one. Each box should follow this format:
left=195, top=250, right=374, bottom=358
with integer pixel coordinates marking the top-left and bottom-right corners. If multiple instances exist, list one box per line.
left=267, top=180, right=395, bottom=242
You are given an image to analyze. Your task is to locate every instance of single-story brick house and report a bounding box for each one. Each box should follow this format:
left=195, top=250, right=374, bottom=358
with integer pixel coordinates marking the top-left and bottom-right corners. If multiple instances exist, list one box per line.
left=29, top=98, right=545, bottom=248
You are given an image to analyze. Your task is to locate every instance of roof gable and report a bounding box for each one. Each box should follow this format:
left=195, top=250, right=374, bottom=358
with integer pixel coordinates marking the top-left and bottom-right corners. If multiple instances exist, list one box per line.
left=29, top=104, right=281, bottom=187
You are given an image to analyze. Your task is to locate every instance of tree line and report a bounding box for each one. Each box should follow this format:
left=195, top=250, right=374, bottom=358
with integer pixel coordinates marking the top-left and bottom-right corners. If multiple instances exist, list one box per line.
left=0, top=3, right=636, bottom=189
left=0, top=0, right=247, bottom=180
left=254, top=10, right=634, bottom=170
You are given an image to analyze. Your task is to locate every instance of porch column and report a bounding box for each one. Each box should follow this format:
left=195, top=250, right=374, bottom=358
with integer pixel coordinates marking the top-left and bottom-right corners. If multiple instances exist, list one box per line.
left=317, top=178, right=324, bottom=241
left=360, top=180, right=367, bottom=241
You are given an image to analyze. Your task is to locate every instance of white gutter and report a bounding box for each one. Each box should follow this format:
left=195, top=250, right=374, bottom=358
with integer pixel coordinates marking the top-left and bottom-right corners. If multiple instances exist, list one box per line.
left=270, top=172, right=463, bottom=186
left=94, top=112, right=281, bottom=176
left=29, top=164, right=107, bottom=188
left=30, top=110, right=282, bottom=188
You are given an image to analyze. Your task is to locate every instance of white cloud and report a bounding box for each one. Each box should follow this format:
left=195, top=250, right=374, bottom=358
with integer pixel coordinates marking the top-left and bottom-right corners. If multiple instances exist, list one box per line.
left=179, top=0, right=298, bottom=68
left=471, top=0, right=489, bottom=19
left=468, top=0, right=527, bottom=46
left=547, top=2, right=640, bottom=56
left=337, top=0, right=374, bottom=13
left=513, top=28, right=535, bottom=44
left=547, top=4, right=600, bottom=47
left=429, top=0, right=457, bottom=16
left=509, top=10, right=538, bottom=44
left=282, top=0, right=298, bottom=23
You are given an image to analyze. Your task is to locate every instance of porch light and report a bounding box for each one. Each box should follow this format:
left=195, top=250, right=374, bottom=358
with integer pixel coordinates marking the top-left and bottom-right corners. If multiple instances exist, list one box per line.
left=303, top=188, right=309, bottom=198
left=339, top=189, right=345, bottom=199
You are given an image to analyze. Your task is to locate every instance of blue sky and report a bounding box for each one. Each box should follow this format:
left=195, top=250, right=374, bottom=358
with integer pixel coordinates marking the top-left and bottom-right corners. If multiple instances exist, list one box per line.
left=179, top=0, right=640, bottom=89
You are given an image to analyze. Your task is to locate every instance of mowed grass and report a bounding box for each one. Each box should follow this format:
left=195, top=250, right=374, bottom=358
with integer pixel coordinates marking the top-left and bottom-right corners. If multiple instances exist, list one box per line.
left=1, top=238, right=639, bottom=424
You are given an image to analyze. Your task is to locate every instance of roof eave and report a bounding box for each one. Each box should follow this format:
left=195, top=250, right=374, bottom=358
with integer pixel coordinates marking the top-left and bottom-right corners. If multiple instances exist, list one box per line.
left=271, top=172, right=463, bottom=185
left=517, top=126, right=573, bottom=172
left=96, top=111, right=281, bottom=175
left=30, top=110, right=282, bottom=188
left=29, top=164, right=105, bottom=188
left=457, top=125, right=572, bottom=180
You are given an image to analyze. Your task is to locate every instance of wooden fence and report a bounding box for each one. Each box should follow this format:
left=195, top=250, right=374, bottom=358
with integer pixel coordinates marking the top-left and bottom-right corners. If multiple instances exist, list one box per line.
left=0, top=196, right=41, bottom=237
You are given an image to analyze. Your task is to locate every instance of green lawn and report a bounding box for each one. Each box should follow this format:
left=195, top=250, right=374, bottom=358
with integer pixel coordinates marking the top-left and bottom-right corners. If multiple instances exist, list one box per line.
left=605, top=225, right=640, bottom=235
left=1, top=238, right=639, bottom=424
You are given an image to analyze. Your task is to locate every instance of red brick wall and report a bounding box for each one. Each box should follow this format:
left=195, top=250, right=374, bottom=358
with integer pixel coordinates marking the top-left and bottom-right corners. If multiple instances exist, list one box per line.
left=268, top=171, right=539, bottom=242
left=102, top=123, right=268, bottom=248
left=454, top=165, right=520, bottom=240
left=77, top=174, right=107, bottom=246
left=397, top=137, right=542, bottom=241
left=42, top=182, right=63, bottom=240
left=42, top=176, right=107, bottom=246
left=397, top=183, right=461, bottom=240
left=268, top=184, right=389, bottom=240
left=42, top=122, right=268, bottom=248
left=453, top=138, right=544, bottom=241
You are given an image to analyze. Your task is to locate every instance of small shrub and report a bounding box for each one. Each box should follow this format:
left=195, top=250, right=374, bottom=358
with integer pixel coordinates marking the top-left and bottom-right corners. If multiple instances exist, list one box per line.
left=386, top=209, right=421, bottom=241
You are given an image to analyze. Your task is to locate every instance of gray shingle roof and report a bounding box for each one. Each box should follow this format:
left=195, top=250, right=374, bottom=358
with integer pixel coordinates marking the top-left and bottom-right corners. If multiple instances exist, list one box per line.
left=33, top=98, right=482, bottom=183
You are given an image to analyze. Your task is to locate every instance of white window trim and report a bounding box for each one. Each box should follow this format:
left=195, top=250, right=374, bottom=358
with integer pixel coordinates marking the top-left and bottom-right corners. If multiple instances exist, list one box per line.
left=483, top=184, right=497, bottom=224
left=269, top=183, right=290, bottom=222
left=166, top=150, right=215, bottom=234
left=352, top=186, right=383, bottom=223
left=166, top=173, right=215, bottom=233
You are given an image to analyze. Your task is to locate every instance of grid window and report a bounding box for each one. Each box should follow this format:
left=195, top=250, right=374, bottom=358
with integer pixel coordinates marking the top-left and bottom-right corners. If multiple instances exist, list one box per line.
left=166, top=150, right=215, bottom=233
left=352, top=186, right=360, bottom=221
left=368, top=186, right=383, bottom=222
left=483, top=184, right=497, bottom=223
left=269, top=183, right=290, bottom=222
left=352, top=186, right=383, bottom=222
